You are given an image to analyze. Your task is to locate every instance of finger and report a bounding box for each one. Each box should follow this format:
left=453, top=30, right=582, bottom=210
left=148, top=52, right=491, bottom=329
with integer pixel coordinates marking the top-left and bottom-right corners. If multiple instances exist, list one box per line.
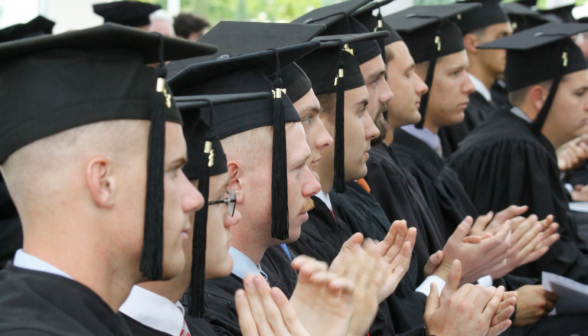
left=515, top=221, right=543, bottom=255
left=270, top=288, right=305, bottom=336
left=378, top=220, right=401, bottom=257
left=424, top=250, right=444, bottom=277
left=512, top=214, right=538, bottom=243
left=483, top=286, right=505, bottom=322
left=472, top=212, right=494, bottom=234
left=470, top=285, right=496, bottom=312
left=448, top=217, right=474, bottom=247
left=424, top=283, right=440, bottom=319
left=290, top=255, right=320, bottom=272
left=544, top=299, right=555, bottom=313
left=243, top=275, right=273, bottom=336
left=255, top=276, right=291, bottom=335
left=487, top=320, right=513, bottom=336
left=544, top=290, right=558, bottom=303
left=382, top=221, right=409, bottom=263
left=493, top=205, right=528, bottom=225
left=236, top=289, right=261, bottom=336
left=462, top=236, right=483, bottom=244
left=441, top=260, right=462, bottom=300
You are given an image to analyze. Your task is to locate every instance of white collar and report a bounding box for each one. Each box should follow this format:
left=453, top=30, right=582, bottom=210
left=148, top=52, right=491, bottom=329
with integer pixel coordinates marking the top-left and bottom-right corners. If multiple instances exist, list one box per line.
left=468, top=73, right=492, bottom=102
left=120, top=286, right=185, bottom=336
left=13, top=249, right=73, bottom=279
left=314, top=189, right=332, bottom=210
left=229, top=247, right=263, bottom=280
left=510, top=106, right=531, bottom=123
left=400, top=124, right=441, bottom=151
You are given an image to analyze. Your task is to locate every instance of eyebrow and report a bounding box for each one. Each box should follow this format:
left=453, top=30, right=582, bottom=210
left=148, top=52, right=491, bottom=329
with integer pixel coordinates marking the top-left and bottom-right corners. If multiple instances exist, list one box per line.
left=299, top=105, right=321, bottom=117
left=292, top=151, right=312, bottom=169
left=367, top=70, right=386, bottom=83
left=358, top=98, right=369, bottom=108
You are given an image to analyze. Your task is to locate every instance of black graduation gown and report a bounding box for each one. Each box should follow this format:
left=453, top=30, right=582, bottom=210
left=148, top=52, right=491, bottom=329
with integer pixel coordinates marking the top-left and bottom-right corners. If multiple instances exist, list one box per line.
left=202, top=246, right=298, bottom=336
left=448, top=108, right=588, bottom=284
left=289, top=196, right=425, bottom=336
left=365, top=142, right=446, bottom=284
left=438, top=91, right=497, bottom=158
left=490, top=81, right=510, bottom=109
left=0, top=264, right=132, bottom=336
left=0, top=179, right=22, bottom=269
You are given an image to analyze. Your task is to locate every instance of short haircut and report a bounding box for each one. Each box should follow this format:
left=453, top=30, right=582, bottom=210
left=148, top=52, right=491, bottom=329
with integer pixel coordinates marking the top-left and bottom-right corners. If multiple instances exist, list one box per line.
left=317, top=93, right=337, bottom=122
left=385, top=44, right=395, bottom=63
left=508, top=80, right=553, bottom=107
left=415, top=60, right=429, bottom=78
left=174, top=13, right=210, bottom=39
left=150, top=9, right=174, bottom=24
left=469, top=27, right=488, bottom=41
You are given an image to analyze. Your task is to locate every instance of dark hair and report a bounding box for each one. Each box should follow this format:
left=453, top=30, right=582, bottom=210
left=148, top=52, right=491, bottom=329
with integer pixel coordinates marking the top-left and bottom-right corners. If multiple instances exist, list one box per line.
left=173, top=13, right=210, bottom=39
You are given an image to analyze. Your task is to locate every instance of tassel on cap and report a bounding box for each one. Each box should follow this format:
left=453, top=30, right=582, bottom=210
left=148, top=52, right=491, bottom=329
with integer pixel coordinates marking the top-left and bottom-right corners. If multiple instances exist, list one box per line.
left=333, top=41, right=347, bottom=193
left=140, top=34, right=167, bottom=280
left=189, top=100, right=214, bottom=318
left=270, top=49, right=290, bottom=240
left=415, top=22, right=443, bottom=129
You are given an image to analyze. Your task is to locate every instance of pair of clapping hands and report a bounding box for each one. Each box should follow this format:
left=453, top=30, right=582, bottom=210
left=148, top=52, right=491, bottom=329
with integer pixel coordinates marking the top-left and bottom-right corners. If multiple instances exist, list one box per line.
left=237, top=221, right=517, bottom=336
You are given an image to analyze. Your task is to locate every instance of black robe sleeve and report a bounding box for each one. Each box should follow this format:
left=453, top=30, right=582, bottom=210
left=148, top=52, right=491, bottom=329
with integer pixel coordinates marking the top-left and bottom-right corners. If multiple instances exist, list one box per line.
left=0, top=179, right=21, bottom=269
left=448, top=109, right=588, bottom=283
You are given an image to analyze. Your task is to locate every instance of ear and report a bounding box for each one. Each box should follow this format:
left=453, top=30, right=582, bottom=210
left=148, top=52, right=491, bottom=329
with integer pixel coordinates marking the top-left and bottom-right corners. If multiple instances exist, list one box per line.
left=227, top=159, right=244, bottom=204
left=86, top=155, right=115, bottom=208
left=529, top=85, right=548, bottom=116
left=463, top=34, right=480, bottom=54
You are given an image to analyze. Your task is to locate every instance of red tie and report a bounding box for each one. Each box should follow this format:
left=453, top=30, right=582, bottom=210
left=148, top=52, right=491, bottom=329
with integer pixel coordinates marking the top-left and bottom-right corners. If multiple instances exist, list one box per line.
left=180, top=319, right=192, bottom=336
left=330, top=209, right=336, bottom=220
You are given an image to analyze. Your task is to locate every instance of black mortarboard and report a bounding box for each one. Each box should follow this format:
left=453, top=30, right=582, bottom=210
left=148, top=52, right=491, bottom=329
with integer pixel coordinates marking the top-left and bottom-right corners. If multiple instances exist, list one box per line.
left=385, top=3, right=480, bottom=128
left=0, top=16, right=54, bottom=43
left=454, top=0, right=509, bottom=34
left=353, top=1, right=403, bottom=60
left=501, top=2, right=550, bottom=32
left=479, top=23, right=588, bottom=132
left=170, top=43, right=318, bottom=243
left=280, top=63, right=313, bottom=104
left=177, top=92, right=271, bottom=318
left=538, top=4, right=577, bottom=23
left=93, top=1, right=161, bottom=27
left=298, top=32, right=386, bottom=192
left=166, top=21, right=325, bottom=79
left=293, top=0, right=383, bottom=65
left=0, top=24, right=216, bottom=280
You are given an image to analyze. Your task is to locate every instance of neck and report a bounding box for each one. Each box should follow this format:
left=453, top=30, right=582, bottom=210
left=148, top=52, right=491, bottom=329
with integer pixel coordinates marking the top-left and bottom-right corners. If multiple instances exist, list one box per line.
left=139, top=271, right=189, bottom=304
left=230, top=224, right=270, bottom=265
left=467, top=59, right=495, bottom=90
left=315, top=159, right=334, bottom=195
left=23, top=220, right=139, bottom=312
left=384, top=126, right=394, bottom=146
left=517, top=104, right=565, bottom=148
left=422, top=117, right=439, bottom=135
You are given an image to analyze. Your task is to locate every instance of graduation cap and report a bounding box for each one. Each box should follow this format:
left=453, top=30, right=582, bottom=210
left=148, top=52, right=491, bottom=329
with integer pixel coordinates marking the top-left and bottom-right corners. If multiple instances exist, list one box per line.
left=501, top=2, right=550, bottom=31
left=297, top=32, right=386, bottom=192
left=453, top=0, right=509, bottom=35
left=170, top=43, right=318, bottom=243
left=0, top=23, right=217, bottom=280
left=537, top=4, right=577, bottom=23
left=93, top=1, right=161, bottom=27
left=280, top=63, right=313, bottom=104
left=166, top=21, right=325, bottom=79
left=0, top=16, right=54, bottom=43
left=177, top=92, right=272, bottom=318
left=353, top=0, right=403, bottom=60
left=293, top=0, right=384, bottom=66
left=385, top=3, right=481, bottom=128
left=479, top=23, right=588, bottom=132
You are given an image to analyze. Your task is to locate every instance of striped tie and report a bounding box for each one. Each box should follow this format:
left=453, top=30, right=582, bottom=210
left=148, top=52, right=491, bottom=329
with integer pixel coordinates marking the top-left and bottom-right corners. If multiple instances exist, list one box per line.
left=180, top=319, right=191, bottom=336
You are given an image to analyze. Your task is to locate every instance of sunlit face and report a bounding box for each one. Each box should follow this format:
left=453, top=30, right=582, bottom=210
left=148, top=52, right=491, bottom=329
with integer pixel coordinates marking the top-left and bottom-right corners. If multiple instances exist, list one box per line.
left=189, top=173, right=241, bottom=280
left=418, top=51, right=475, bottom=128
left=320, top=86, right=379, bottom=181
left=161, top=123, right=205, bottom=280
left=293, top=89, right=333, bottom=183
left=385, top=42, right=429, bottom=129
left=546, top=69, right=588, bottom=143
left=360, top=55, right=394, bottom=127
left=475, top=22, right=513, bottom=76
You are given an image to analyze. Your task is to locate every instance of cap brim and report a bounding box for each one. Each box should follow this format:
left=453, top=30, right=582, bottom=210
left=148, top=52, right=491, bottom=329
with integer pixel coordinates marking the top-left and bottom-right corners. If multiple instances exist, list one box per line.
left=478, top=22, right=588, bottom=50
left=384, top=3, right=482, bottom=32
left=292, top=0, right=371, bottom=25
left=353, top=0, right=395, bottom=17
left=0, top=23, right=217, bottom=63
left=312, top=31, right=390, bottom=47
left=175, top=92, right=273, bottom=109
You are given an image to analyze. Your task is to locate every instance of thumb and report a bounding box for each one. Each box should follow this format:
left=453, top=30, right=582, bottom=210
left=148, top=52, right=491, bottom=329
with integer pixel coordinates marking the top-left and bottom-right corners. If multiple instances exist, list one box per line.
left=448, top=217, right=473, bottom=246
left=425, top=283, right=440, bottom=319
left=342, top=233, right=364, bottom=252
left=443, top=260, right=462, bottom=296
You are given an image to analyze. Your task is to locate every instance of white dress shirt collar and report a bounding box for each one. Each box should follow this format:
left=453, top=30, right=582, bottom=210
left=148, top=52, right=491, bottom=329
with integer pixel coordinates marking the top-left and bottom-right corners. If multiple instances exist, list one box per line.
left=13, top=249, right=73, bottom=279
left=400, top=124, right=441, bottom=153
left=120, top=285, right=185, bottom=336
left=510, top=106, right=531, bottom=123
left=229, top=247, right=263, bottom=280
left=468, top=73, right=492, bottom=102
left=315, top=189, right=333, bottom=210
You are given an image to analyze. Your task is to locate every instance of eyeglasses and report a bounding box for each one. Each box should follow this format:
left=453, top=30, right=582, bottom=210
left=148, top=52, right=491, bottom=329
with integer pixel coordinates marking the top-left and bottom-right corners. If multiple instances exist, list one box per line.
left=208, top=189, right=237, bottom=217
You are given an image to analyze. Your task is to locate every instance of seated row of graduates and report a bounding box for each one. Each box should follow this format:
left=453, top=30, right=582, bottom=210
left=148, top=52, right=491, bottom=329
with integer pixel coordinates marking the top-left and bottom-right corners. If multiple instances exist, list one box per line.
left=2, top=0, right=588, bottom=335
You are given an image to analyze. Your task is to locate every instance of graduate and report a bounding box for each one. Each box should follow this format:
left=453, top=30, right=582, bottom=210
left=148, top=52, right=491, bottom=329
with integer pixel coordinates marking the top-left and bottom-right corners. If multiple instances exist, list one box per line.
left=448, top=23, right=588, bottom=285
left=93, top=1, right=161, bottom=31
left=0, top=25, right=216, bottom=334
left=438, top=0, right=512, bottom=157
left=0, top=15, right=56, bottom=269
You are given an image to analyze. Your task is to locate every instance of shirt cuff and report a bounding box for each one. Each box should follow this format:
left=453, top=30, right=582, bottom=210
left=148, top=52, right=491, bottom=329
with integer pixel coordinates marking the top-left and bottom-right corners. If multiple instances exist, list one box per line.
left=565, top=183, right=573, bottom=194
left=416, top=275, right=446, bottom=296
left=477, top=275, right=493, bottom=288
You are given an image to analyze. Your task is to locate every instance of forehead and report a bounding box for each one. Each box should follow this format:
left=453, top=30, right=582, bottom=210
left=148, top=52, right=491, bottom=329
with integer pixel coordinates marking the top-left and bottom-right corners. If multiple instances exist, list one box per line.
left=286, top=123, right=309, bottom=156
left=388, top=41, right=413, bottom=66
left=165, top=122, right=187, bottom=155
left=361, top=54, right=386, bottom=73
left=563, top=68, right=588, bottom=84
left=436, top=50, right=468, bottom=68
left=293, top=89, right=321, bottom=116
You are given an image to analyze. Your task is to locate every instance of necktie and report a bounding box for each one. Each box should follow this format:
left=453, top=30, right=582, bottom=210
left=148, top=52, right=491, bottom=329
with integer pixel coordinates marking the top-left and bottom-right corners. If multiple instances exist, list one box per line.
left=180, top=319, right=192, bottom=336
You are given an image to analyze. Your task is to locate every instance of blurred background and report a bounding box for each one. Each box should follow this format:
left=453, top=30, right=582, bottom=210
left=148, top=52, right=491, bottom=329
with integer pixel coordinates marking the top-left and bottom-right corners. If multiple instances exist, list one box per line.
left=1, top=0, right=588, bottom=34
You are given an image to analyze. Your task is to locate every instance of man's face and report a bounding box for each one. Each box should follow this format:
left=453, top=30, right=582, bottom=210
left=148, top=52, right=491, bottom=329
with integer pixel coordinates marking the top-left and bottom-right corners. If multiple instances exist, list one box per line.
left=385, top=42, right=429, bottom=129
left=293, top=88, right=333, bottom=182
left=321, top=86, right=379, bottom=181
left=547, top=69, right=588, bottom=142
left=475, top=22, right=513, bottom=76
left=189, top=173, right=242, bottom=279
left=421, top=50, right=475, bottom=128
left=161, top=123, right=205, bottom=279
left=360, top=55, right=394, bottom=127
